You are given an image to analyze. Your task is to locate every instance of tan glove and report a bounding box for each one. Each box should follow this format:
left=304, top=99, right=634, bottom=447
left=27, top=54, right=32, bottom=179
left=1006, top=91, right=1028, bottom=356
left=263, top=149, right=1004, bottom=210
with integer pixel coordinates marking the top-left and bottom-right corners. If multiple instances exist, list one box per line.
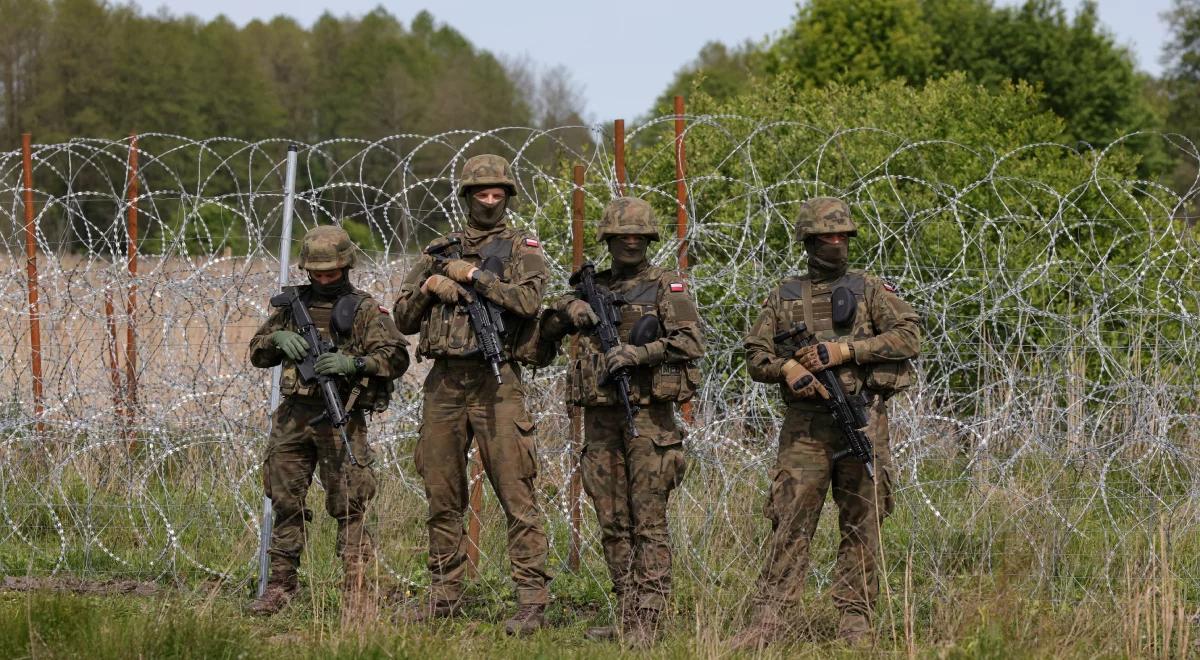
left=445, top=259, right=479, bottom=284
left=794, top=341, right=852, bottom=373
left=421, top=274, right=464, bottom=304
left=563, top=300, right=599, bottom=329
left=782, top=359, right=830, bottom=400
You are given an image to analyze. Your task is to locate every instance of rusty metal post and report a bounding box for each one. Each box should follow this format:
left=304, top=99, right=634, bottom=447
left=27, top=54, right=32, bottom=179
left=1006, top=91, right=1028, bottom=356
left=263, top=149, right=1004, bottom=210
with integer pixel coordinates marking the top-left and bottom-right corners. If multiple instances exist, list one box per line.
left=614, top=119, right=626, bottom=196
left=673, top=97, right=695, bottom=423
left=466, top=454, right=484, bottom=577
left=21, top=134, right=45, bottom=432
left=124, top=134, right=140, bottom=421
left=567, top=164, right=586, bottom=571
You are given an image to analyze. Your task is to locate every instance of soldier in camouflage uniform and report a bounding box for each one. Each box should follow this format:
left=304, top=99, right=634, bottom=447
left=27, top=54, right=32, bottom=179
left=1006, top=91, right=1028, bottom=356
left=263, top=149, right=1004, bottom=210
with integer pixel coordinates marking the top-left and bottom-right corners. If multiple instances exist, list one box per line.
left=392, top=154, right=553, bottom=636
left=731, top=197, right=920, bottom=649
left=248, top=225, right=409, bottom=617
left=538, top=197, right=705, bottom=647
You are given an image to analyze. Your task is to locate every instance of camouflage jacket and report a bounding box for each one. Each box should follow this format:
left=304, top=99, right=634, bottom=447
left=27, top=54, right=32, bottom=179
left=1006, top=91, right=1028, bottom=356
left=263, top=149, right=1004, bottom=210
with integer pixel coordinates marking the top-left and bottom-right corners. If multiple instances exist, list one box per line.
left=547, top=262, right=705, bottom=406
left=249, top=284, right=409, bottom=411
left=744, top=268, right=920, bottom=407
left=392, top=223, right=548, bottom=363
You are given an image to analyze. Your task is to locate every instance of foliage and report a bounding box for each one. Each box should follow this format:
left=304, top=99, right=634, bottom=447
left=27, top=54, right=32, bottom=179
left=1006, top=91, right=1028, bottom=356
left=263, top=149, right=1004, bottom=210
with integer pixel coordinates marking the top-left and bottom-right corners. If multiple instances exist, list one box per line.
left=0, top=2, right=539, bottom=146
left=656, top=0, right=1165, bottom=173
left=144, top=203, right=249, bottom=256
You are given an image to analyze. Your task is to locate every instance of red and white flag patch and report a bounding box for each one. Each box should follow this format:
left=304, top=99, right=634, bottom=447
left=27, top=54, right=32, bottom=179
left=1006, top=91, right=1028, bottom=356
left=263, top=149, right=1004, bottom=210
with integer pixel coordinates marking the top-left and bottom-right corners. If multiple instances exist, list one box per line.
left=882, top=279, right=898, bottom=293
left=378, top=306, right=390, bottom=314
left=669, top=282, right=686, bottom=293
left=524, top=238, right=540, bottom=248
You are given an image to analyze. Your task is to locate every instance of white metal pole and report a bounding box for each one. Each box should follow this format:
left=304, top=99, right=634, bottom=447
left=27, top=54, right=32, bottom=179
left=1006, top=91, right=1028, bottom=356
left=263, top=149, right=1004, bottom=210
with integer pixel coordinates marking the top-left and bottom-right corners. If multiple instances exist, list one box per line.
left=257, top=144, right=299, bottom=597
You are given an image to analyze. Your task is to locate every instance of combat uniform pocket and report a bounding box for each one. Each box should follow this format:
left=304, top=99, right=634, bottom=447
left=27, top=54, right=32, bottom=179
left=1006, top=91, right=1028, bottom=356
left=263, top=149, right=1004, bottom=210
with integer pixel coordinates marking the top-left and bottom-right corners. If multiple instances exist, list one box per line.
left=763, top=467, right=785, bottom=523
left=514, top=417, right=539, bottom=479
left=879, top=460, right=897, bottom=517
left=651, top=430, right=686, bottom=492
left=569, top=353, right=609, bottom=407
left=649, top=363, right=683, bottom=402
left=865, top=360, right=915, bottom=397
left=413, top=424, right=426, bottom=478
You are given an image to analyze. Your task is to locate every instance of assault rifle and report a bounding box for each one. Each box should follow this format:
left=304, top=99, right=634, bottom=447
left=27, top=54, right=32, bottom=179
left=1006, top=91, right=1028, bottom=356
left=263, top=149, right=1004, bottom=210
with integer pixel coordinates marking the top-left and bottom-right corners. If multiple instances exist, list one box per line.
left=773, top=322, right=874, bottom=477
left=425, top=238, right=506, bottom=384
left=569, top=262, right=639, bottom=438
left=269, top=286, right=358, bottom=466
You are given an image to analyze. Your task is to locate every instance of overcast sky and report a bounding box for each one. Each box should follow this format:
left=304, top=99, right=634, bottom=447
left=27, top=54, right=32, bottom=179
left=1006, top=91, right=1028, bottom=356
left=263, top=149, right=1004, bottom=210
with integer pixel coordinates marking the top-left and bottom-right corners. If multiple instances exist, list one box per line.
left=138, top=0, right=1174, bottom=123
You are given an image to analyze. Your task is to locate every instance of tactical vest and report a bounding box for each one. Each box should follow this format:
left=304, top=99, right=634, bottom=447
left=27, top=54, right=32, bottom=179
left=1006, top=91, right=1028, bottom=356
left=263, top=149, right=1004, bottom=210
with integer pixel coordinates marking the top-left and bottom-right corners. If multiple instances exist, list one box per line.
left=774, top=270, right=912, bottom=403
left=279, top=288, right=394, bottom=412
left=417, top=232, right=537, bottom=364
left=567, top=270, right=700, bottom=407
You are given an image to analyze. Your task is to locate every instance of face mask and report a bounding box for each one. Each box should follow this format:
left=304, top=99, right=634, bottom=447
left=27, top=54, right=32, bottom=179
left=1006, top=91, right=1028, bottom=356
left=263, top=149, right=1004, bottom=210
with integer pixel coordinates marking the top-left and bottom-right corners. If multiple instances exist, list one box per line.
left=805, top=237, right=849, bottom=277
left=309, top=269, right=352, bottom=301
left=468, top=196, right=507, bottom=229
left=608, top=236, right=648, bottom=271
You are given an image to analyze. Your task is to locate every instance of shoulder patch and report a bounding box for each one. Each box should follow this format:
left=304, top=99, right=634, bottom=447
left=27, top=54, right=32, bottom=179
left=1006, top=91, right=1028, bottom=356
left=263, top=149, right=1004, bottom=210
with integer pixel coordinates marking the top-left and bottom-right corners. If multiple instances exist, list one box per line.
left=882, top=279, right=898, bottom=293
left=524, top=237, right=540, bottom=248
left=669, top=282, right=686, bottom=293
left=378, top=306, right=389, bottom=314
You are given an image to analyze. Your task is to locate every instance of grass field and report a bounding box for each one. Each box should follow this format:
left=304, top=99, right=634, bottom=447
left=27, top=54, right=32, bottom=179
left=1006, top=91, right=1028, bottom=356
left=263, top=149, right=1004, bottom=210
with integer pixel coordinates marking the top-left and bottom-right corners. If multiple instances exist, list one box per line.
left=1, top=449, right=1197, bottom=659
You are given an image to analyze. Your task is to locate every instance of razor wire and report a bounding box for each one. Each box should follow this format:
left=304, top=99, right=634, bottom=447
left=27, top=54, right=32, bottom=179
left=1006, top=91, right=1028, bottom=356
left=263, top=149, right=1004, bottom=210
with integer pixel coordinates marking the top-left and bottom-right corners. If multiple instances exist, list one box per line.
left=0, top=116, right=1198, bottom=610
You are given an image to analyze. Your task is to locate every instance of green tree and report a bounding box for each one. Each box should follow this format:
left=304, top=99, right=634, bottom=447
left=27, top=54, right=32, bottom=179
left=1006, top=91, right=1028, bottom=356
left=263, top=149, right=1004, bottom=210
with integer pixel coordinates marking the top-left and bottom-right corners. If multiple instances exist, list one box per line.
left=1161, top=0, right=1200, bottom=212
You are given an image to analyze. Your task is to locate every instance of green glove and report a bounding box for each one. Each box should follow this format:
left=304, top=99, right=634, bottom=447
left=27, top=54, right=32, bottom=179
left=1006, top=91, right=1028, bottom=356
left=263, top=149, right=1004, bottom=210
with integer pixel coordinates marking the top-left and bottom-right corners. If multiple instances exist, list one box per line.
left=604, top=344, right=648, bottom=374
left=270, top=330, right=309, bottom=361
left=315, top=352, right=358, bottom=376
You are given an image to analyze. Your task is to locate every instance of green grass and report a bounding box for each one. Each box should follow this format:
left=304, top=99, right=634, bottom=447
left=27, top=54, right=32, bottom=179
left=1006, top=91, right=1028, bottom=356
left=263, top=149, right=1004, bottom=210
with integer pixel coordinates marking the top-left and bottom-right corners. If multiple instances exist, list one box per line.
left=0, top=452, right=1197, bottom=658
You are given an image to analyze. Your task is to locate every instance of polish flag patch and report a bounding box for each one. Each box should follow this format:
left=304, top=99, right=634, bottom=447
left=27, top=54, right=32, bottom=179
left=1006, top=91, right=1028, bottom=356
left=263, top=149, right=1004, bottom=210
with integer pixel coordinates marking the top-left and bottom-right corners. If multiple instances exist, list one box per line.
left=524, top=238, right=541, bottom=248
left=669, top=282, right=686, bottom=293
left=882, top=279, right=898, bottom=293
left=379, top=306, right=390, bottom=314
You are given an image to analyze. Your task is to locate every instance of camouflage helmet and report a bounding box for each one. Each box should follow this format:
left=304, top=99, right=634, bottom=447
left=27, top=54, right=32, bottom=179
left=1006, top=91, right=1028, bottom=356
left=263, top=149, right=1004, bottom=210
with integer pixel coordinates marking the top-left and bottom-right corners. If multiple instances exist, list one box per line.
left=597, top=196, right=660, bottom=242
left=795, top=196, right=857, bottom=242
left=297, top=225, right=356, bottom=270
left=457, top=154, right=517, bottom=197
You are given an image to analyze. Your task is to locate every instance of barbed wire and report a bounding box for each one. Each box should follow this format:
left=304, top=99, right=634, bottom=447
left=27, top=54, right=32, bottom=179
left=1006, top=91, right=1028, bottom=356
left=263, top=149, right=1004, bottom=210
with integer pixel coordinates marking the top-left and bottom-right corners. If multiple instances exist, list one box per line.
left=0, top=118, right=1198, bottom=610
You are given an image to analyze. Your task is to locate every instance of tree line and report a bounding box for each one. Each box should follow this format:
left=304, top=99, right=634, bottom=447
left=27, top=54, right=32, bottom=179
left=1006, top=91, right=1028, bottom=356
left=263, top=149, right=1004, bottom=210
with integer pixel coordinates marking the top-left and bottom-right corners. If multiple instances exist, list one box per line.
left=0, top=0, right=587, bottom=147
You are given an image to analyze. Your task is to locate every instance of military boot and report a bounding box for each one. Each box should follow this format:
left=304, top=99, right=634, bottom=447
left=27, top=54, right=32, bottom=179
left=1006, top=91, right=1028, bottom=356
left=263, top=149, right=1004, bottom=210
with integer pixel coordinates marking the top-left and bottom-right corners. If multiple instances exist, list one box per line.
left=397, top=597, right=461, bottom=624
left=728, top=606, right=784, bottom=652
left=584, top=594, right=632, bottom=642
left=248, top=571, right=298, bottom=617
left=505, top=603, right=547, bottom=636
left=838, top=611, right=872, bottom=646
left=623, top=608, right=663, bottom=650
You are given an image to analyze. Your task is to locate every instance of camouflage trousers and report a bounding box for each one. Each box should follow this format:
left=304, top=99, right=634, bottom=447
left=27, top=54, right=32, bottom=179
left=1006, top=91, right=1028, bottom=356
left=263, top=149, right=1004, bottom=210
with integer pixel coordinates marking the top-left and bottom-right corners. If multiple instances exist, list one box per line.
left=415, top=359, right=550, bottom=605
left=581, top=401, right=686, bottom=612
left=752, top=395, right=896, bottom=618
left=263, top=398, right=377, bottom=581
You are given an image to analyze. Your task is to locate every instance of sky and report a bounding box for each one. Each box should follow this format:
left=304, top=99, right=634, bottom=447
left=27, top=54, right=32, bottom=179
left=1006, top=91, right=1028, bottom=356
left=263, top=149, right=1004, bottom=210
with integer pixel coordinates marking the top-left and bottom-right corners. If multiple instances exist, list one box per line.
left=141, top=0, right=1175, bottom=123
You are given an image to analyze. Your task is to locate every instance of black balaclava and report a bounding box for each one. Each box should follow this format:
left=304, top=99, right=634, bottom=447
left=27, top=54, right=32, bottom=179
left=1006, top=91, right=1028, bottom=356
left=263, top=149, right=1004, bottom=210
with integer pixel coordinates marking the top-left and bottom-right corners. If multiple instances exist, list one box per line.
left=608, top=235, right=650, bottom=278
left=804, top=236, right=849, bottom=281
left=309, top=268, right=352, bottom=301
left=467, top=189, right=509, bottom=229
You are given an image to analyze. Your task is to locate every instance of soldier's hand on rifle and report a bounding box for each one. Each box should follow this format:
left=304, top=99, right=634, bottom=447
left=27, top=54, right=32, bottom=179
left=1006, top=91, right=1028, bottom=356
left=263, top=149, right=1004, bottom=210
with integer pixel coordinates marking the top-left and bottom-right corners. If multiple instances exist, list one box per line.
left=315, top=353, right=358, bottom=376
left=782, top=359, right=830, bottom=400
left=795, top=341, right=852, bottom=373
left=605, top=344, right=648, bottom=374
left=421, top=274, right=464, bottom=304
left=444, top=259, right=479, bottom=284
left=270, top=330, right=309, bottom=361
left=561, top=299, right=599, bottom=329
